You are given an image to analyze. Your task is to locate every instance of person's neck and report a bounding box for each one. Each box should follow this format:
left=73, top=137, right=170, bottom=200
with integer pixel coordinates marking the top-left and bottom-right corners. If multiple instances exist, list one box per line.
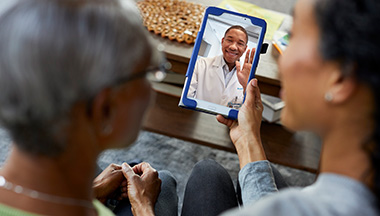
left=320, top=107, right=374, bottom=187
left=0, top=143, right=99, bottom=215
left=223, top=58, right=236, bottom=71
left=227, top=63, right=235, bottom=71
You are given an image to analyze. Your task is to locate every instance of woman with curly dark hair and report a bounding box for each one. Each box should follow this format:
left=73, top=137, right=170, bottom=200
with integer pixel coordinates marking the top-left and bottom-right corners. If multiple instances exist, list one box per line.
left=181, top=0, right=380, bottom=215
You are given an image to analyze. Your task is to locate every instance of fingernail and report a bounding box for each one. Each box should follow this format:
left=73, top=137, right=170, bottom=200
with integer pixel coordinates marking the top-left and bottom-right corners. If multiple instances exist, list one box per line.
left=252, top=79, right=258, bottom=87
left=122, top=163, right=128, bottom=171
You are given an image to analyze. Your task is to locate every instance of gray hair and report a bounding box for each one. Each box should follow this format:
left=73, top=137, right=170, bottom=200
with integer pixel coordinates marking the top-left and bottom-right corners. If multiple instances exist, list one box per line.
left=0, top=0, right=156, bottom=156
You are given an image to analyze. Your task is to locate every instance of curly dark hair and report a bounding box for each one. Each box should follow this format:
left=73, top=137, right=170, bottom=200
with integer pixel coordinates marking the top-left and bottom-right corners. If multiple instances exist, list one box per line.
left=314, top=0, right=380, bottom=205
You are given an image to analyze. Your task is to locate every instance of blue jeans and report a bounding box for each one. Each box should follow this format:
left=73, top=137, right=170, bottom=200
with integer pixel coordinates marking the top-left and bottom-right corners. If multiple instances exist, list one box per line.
left=181, top=159, right=288, bottom=216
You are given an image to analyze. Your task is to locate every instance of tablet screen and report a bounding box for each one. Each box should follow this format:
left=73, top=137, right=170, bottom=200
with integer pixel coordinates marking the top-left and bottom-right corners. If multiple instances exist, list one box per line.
left=180, top=7, right=266, bottom=119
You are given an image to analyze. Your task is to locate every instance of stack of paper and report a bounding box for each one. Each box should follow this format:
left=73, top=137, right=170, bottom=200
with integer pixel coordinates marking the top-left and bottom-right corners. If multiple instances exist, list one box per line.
left=218, top=0, right=285, bottom=40
left=261, top=93, right=285, bottom=123
left=272, top=30, right=289, bottom=57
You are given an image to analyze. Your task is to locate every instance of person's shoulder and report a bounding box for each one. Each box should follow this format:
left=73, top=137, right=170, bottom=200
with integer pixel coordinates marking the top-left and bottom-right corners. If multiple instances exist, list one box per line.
left=195, top=56, right=216, bottom=69
left=0, top=202, right=40, bottom=216
left=223, top=174, right=379, bottom=216
left=93, top=200, right=115, bottom=216
left=0, top=201, right=115, bottom=216
left=221, top=188, right=321, bottom=216
left=198, top=55, right=220, bottom=63
left=204, top=55, right=223, bottom=67
left=251, top=187, right=377, bottom=216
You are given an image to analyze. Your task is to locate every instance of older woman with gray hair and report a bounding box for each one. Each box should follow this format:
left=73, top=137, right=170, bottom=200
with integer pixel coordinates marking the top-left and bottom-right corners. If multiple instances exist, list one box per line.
left=0, top=0, right=177, bottom=215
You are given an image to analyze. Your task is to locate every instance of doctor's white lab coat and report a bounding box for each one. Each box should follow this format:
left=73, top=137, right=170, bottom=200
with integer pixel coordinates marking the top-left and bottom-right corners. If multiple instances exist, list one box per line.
left=187, top=55, right=244, bottom=108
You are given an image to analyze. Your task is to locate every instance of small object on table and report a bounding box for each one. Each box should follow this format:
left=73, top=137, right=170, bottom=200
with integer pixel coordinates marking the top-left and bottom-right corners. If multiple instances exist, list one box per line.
left=137, top=0, right=205, bottom=44
left=261, top=93, right=285, bottom=123
left=272, top=30, right=289, bottom=58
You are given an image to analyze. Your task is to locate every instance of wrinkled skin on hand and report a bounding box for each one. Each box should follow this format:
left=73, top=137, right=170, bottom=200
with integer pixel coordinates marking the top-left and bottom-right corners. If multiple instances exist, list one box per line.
left=93, top=163, right=128, bottom=204
left=122, top=162, right=161, bottom=216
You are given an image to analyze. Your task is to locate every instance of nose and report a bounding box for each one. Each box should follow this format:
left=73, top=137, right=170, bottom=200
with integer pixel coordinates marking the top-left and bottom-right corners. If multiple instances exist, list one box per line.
left=229, top=42, right=237, bottom=51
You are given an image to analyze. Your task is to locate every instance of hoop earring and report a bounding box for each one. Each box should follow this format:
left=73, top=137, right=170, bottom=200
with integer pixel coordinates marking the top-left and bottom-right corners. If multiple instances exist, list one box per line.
left=324, top=92, right=333, bottom=102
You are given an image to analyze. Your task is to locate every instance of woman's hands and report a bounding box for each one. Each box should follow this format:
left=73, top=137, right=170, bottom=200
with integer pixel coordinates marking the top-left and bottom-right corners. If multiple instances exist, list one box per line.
left=217, top=79, right=267, bottom=169
left=122, top=162, right=161, bottom=216
left=93, top=164, right=128, bottom=203
left=93, top=162, right=161, bottom=216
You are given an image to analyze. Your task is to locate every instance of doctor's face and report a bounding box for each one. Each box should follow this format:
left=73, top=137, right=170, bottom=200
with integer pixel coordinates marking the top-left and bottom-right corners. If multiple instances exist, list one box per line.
left=221, top=29, right=247, bottom=65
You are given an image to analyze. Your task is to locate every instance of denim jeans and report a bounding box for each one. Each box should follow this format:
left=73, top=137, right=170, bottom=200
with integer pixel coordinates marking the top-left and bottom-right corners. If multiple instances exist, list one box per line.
left=181, top=159, right=288, bottom=216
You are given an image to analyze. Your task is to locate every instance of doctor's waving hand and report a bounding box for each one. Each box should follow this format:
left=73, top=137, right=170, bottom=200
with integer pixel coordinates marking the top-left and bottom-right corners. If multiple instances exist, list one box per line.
left=236, top=48, right=256, bottom=93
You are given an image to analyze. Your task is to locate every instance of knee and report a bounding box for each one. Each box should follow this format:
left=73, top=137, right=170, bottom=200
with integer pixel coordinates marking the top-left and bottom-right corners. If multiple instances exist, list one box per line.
left=191, top=159, right=230, bottom=180
left=158, top=170, right=177, bottom=189
left=156, top=171, right=178, bottom=216
left=193, top=159, right=224, bottom=174
left=184, top=160, right=235, bottom=201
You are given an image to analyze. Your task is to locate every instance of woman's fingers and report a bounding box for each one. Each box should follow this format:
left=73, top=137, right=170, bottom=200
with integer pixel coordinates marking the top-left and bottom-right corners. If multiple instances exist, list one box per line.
left=121, top=162, right=160, bottom=215
left=121, top=163, right=135, bottom=180
left=244, top=79, right=259, bottom=108
left=216, top=114, right=236, bottom=128
left=252, top=79, right=263, bottom=110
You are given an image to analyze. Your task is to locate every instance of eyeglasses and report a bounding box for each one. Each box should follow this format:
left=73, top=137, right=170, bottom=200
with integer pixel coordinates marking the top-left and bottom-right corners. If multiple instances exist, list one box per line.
left=112, top=61, right=171, bottom=87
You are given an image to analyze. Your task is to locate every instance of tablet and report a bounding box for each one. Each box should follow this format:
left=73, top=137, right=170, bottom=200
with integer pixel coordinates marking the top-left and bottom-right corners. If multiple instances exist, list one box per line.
left=179, top=6, right=267, bottom=120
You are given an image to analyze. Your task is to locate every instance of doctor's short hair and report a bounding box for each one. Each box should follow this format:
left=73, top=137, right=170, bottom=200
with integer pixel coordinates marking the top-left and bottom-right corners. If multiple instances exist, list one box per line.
left=0, top=0, right=157, bottom=156
left=224, top=25, right=248, bottom=44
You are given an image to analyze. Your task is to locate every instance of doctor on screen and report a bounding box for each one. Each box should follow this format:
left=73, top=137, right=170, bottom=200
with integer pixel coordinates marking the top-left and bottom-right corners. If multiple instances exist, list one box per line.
left=188, top=25, right=255, bottom=109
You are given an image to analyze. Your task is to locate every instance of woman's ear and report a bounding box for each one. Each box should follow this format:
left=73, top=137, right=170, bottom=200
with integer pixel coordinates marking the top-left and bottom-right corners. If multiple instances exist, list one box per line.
left=90, top=88, right=115, bottom=138
left=326, top=68, right=357, bottom=104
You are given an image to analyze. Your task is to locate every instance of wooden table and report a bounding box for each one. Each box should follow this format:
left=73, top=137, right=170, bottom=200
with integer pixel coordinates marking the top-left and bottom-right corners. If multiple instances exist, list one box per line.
left=140, top=1, right=321, bottom=173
